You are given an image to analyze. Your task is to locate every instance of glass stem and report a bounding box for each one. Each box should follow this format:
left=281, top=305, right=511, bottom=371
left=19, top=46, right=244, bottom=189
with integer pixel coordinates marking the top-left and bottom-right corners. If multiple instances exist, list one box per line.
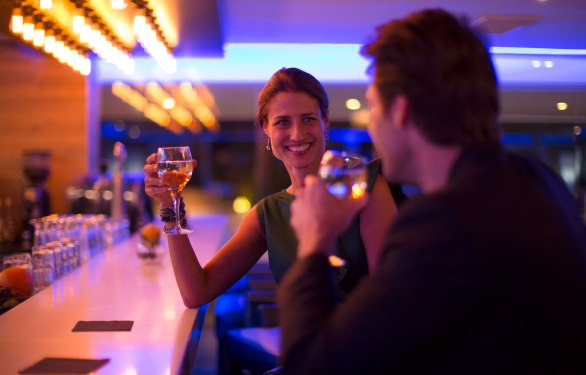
left=172, top=191, right=181, bottom=230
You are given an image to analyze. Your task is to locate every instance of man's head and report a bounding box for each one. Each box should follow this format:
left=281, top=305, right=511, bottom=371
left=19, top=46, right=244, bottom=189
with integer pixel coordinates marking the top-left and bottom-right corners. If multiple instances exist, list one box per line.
left=361, top=9, right=501, bottom=169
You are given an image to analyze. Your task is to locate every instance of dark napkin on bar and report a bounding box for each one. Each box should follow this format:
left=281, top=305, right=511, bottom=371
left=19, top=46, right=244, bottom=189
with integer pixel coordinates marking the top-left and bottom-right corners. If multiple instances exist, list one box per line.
left=72, top=320, right=134, bottom=332
left=19, top=357, right=110, bottom=374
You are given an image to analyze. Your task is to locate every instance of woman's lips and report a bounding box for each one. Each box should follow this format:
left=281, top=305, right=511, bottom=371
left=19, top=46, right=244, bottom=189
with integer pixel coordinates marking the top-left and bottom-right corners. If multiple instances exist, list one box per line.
left=286, top=143, right=311, bottom=152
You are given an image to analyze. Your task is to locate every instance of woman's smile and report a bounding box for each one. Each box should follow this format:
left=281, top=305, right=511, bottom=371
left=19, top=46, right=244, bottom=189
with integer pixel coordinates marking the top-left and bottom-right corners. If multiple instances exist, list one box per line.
left=286, top=142, right=311, bottom=153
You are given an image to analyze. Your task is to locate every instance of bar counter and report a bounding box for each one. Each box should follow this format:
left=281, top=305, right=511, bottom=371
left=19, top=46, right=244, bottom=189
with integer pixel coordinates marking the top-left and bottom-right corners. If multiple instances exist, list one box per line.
left=0, top=214, right=228, bottom=375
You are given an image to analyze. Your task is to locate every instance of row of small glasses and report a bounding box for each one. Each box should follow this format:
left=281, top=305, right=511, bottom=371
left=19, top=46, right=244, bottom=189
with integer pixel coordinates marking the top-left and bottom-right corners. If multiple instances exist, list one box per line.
left=1, top=252, right=32, bottom=273
left=31, top=241, right=79, bottom=292
left=26, top=214, right=130, bottom=293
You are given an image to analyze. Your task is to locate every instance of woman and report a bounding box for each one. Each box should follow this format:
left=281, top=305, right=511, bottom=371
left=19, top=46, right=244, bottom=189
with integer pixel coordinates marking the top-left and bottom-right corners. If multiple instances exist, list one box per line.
left=144, top=67, right=398, bottom=308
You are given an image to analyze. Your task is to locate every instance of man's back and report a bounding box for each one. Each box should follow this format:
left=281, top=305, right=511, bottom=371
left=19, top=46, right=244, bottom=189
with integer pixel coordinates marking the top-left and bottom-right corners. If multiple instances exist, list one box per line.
left=381, top=143, right=586, bottom=372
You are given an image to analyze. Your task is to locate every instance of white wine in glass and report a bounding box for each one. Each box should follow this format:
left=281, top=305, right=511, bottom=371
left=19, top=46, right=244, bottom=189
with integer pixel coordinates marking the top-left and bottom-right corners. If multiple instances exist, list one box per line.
left=319, top=150, right=368, bottom=199
left=157, top=146, right=193, bottom=235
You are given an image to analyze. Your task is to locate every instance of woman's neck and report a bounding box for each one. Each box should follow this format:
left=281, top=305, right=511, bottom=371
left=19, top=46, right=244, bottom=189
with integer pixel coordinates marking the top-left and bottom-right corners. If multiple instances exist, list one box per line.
left=285, top=164, right=319, bottom=195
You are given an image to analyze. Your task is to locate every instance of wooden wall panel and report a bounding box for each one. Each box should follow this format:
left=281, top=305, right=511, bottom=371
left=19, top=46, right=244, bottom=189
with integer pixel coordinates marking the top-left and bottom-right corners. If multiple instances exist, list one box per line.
left=0, top=41, right=99, bottom=236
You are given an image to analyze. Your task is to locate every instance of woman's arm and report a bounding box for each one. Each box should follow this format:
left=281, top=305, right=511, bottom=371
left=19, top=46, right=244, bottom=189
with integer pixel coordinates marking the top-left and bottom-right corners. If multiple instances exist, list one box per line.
left=167, top=207, right=267, bottom=307
left=359, top=175, right=397, bottom=273
left=144, top=153, right=267, bottom=308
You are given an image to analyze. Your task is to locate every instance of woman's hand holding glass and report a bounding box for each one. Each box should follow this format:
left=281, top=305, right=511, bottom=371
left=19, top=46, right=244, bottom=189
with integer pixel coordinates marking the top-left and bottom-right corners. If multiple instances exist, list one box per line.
left=144, top=154, right=173, bottom=207
left=144, top=147, right=198, bottom=235
left=157, top=146, right=194, bottom=234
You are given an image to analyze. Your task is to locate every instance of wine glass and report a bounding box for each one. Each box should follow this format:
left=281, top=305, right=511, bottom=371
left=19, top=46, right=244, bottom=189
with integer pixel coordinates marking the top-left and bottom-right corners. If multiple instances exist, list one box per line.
left=157, top=146, right=194, bottom=235
left=319, top=150, right=368, bottom=199
left=318, top=150, right=368, bottom=267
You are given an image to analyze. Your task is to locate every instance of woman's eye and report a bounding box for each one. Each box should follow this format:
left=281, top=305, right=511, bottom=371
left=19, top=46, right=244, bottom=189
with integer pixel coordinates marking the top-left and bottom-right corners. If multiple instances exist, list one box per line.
left=274, top=119, right=289, bottom=127
left=303, top=116, right=317, bottom=124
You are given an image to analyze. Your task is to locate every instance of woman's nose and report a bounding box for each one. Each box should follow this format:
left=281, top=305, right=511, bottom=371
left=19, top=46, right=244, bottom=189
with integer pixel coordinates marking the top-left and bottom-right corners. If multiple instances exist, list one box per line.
left=290, top=122, right=306, bottom=139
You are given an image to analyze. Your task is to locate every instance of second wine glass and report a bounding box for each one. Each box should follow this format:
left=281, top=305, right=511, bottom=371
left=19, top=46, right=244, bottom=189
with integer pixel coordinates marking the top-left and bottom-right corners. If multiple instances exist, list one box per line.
left=319, top=150, right=368, bottom=199
left=318, top=150, right=368, bottom=268
left=157, top=146, right=194, bottom=235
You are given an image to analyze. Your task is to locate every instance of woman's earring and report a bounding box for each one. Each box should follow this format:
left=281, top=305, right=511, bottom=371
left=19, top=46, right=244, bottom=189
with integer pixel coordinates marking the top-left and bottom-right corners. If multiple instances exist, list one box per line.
left=265, top=138, right=272, bottom=151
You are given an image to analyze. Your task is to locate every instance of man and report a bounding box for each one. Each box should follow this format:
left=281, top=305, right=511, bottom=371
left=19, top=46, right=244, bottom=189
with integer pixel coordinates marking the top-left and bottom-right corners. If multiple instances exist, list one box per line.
left=278, top=8, right=586, bottom=374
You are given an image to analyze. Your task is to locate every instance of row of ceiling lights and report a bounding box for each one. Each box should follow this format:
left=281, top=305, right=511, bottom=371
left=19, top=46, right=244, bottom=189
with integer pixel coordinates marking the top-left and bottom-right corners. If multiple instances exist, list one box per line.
left=7, top=0, right=175, bottom=75
left=111, top=81, right=219, bottom=134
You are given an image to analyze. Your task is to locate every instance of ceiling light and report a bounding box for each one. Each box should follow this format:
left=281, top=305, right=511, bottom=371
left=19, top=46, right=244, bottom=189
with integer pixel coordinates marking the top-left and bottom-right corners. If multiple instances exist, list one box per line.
left=112, top=0, right=127, bottom=10
left=10, top=8, right=23, bottom=34
left=162, top=97, right=175, bottom=109
left=531, top=60, right=541, bottom=68
left=43, top=29, right=55, bottom=53
left=557, top=102, right=568, bottom=111
left=544, top=60, right=554, bottom=68
left=22, top=15, right=34, bottom=41
left=32, top=21, right=45, bottom=47
left=39, top=0, right=52, bottom=10
left=345, top=98, right=361, bottom=110
left=128, top=125, right=141, bottom=139
left=72, top=11, right=85, bottom=34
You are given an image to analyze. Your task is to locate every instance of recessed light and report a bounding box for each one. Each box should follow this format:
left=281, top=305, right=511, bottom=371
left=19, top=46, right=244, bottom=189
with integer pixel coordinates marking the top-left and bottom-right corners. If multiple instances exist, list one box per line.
left=128, top=125, right=141, bottom=139
left=557, top=102, right=568, bottom=111
left=345, top=98, right=361, bottom=110
left=543, top=60, right=554, bottom=68
left=531, top=60, right=542, bottom=68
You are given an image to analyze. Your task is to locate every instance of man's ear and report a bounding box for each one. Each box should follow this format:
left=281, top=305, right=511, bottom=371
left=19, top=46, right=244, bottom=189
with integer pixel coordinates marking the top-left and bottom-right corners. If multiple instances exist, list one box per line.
left=391, top=95, right=409, bottom=130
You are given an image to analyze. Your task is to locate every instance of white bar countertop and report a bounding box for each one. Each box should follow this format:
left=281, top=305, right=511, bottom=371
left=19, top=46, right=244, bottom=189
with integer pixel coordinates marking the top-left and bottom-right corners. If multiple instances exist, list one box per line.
left=0, top=214, right=228, bottom=375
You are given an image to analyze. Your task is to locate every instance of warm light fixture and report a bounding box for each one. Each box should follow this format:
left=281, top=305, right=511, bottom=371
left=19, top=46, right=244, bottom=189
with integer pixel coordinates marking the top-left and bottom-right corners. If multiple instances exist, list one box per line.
left=22, top=14, right=34, bottom=41
left=170, top=106, right=193, bottom=127
left=32, top=20, right=45, bottom=47
left=345, top=98, right=361, bottom=110
left=6, top=0, right=177, bottom=77
left=112, top=81, right=218, bottom=134
left=130, top=0, right=176, bottom=74
left=144, top=82, right=198, bottom=128
left=179, top=82, right=219, bottom=131
left=39, top=0, right=53, bottom=9
left=113, top=81, right=172, bottom=129
left=162, top=97, right=175, bottom=110
left=112, top=0, right=127, bottom=10
left=72, top=10, right=85, bottom=34
left=233, top=196, right=252, bottom=214
left=10, top=8, right=23, bottom=34
left=43, top=28, right=55, bottom=53
left=557, top=102, right=568, bottom=111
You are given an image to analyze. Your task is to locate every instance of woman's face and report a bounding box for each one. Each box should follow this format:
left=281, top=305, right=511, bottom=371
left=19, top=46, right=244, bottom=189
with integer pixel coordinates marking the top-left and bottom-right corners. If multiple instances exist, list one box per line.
left=263, top=91, right=328, bottom=172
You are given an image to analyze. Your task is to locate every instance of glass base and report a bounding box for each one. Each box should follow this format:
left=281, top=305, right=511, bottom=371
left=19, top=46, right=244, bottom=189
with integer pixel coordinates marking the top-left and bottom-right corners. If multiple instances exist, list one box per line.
left=164, top=227, right=193, bottom=235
